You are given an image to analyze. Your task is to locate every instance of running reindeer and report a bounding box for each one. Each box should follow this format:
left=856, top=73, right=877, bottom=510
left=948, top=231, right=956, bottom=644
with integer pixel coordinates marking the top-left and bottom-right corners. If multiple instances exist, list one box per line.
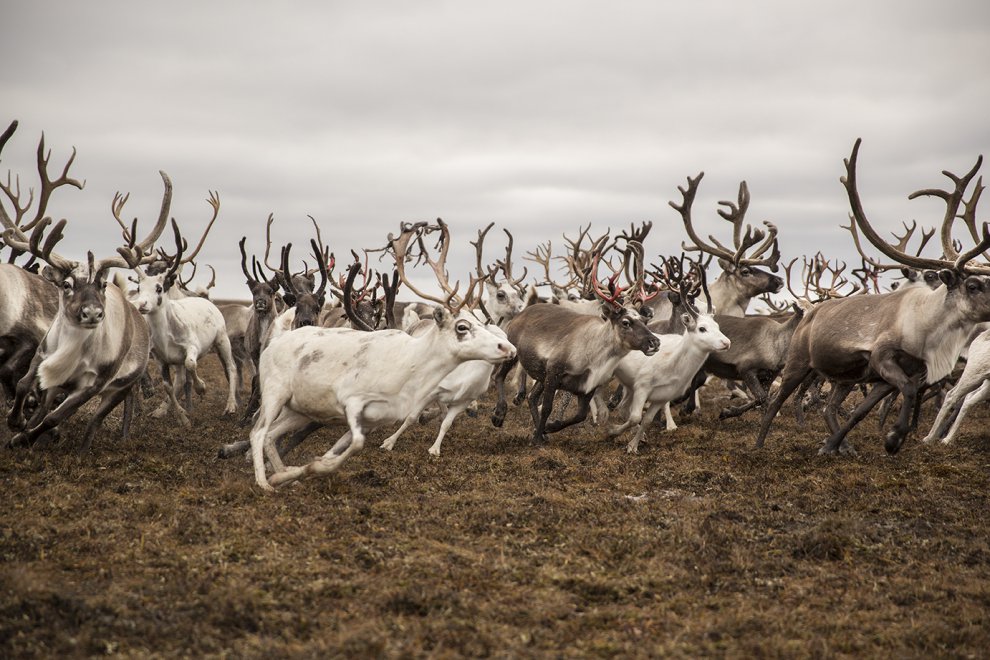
left=4, top=168, right=172, bottom=450
left=756, top=138, right=990, bottom=455
left=242, top=220, right=516, bottom=491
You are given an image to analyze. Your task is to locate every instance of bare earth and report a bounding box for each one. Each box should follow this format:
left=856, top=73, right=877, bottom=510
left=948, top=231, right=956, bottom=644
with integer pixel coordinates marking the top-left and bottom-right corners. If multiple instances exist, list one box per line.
left=1, top=356, right=987, bottom=658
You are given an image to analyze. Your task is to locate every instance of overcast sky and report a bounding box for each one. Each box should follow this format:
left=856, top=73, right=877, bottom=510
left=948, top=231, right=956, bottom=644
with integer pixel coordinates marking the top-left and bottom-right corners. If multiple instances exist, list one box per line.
left=3, top=0, right=989, bottom=301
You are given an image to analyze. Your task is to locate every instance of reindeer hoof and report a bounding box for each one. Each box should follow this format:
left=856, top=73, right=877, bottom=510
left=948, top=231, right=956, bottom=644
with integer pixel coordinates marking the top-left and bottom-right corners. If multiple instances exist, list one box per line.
left=512, top=394, right=526, bottom=406
left=884, top=431, right=904, bottom=455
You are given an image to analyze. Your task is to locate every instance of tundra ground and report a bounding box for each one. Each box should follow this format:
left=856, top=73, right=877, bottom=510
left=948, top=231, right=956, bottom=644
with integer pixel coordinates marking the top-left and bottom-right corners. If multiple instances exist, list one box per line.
left=1, top=358, right=988, bottom=658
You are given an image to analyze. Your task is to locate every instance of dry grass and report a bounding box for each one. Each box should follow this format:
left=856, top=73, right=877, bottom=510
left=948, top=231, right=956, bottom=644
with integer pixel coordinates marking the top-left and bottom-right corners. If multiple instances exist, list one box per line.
left=1, top=358, right=988, bottom=658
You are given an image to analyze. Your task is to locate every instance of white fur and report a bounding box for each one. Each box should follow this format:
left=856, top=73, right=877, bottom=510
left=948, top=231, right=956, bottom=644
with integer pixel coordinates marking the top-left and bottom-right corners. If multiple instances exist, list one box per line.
left=132, top=269, right=238, bottom=425
left=247, top=311, right=515, bottom=491
left=922, top=329, right=990, bottom=444
left=607, top=314, right=730, bottom=453
left=380, top=323, right=510, bottom=455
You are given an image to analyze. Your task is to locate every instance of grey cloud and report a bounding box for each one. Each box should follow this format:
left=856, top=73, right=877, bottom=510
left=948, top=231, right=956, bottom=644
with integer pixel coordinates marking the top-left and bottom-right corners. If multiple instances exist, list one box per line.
left=2, top=0, right=988, bottom=300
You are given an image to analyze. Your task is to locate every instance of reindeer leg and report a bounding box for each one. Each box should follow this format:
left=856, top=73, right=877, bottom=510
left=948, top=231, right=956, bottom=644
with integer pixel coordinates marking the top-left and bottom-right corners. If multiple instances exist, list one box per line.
left=7, top=348, right=45, bottom=432
left=756, top=363, right=813, bottom=449
left=81, top=381, right=135, bottom=452
left=491, top=356, right=517, bottom=428
left=527, top=379, right=545, bottom=429
left=531, top=375, right=560, bottom=444
left=820, top=382, right=895, bottom=455
left=544, top=388, right=594, bottom=436
left=719, top=370, right=769, bottom=419
left=240, top=374, right=261, bottom=427
left=270, top=404, right=367, bottom=487
left=923, top=371, right=988, bottom=444
left=10, top=381, right=105, bottom=449
left=121, top=389, right=135, bottom=442
left=823, top=382, right=855, bottom=436
left=939, top=380, right=990, bottom=444
left=428, top=401, right=470, bottom=456
left=628, top=401, right=664, bottom=454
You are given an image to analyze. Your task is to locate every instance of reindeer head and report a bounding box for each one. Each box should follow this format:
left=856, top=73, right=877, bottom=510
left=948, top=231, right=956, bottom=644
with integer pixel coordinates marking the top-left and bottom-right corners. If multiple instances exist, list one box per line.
left=238, top=236, right=278, bottom=314
left=275, top=240, right=329, bottom=329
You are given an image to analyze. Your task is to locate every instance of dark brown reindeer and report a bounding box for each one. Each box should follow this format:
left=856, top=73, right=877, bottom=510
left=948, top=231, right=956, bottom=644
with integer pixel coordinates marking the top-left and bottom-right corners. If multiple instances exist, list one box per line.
left=491, top=250, right=660, bottom=443
left=756, top=138, right=990, bottom=455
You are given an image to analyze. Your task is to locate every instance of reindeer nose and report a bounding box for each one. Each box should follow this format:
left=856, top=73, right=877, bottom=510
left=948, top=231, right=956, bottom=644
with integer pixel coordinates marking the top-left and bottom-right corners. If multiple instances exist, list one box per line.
left=498, top=342, right=516, bottom=358
left=644, top=336, right=661, bottom=356
left=79, top=305, right=104, bottom=325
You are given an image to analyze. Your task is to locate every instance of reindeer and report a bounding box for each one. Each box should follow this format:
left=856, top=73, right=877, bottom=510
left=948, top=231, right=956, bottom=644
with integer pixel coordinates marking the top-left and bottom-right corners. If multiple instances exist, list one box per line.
left=469, top=222, right=532, bottom=325
left=238, top=220, right=516, bottom=491
left=0, top=265, right=58, bottom=401
left=671, top=176, right=782, bottom=316
left=756, top=138, right=990, bottom=455
left=0, top=121, right=68, bottom=401
left=129, top=217, right=238, bottom=426
left=3, top=168, right=171, bottom=450
left=491, top=249, right=660, bottom=444
left=607, top=266, right=731, bottom=453
left=238, top=232, right=331, bottom=426
left=372, top=223, right=510, bottom=456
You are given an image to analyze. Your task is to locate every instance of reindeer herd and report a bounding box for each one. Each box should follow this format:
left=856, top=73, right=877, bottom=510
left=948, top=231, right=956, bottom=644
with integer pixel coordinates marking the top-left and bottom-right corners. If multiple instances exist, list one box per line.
left=2, top=119, right=989, bottom=492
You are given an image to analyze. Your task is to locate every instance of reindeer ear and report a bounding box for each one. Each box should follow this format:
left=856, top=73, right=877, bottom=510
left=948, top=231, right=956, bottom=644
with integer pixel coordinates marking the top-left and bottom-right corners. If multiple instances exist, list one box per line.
left=283, top=293, right=297, bottom=307
left=717, top=258, right=734, bottom=272
left=42, top=265, right=60, bottom=284
left=433, top=306, right=448, bottom=326
left=938, top=269, right=959, bottom=289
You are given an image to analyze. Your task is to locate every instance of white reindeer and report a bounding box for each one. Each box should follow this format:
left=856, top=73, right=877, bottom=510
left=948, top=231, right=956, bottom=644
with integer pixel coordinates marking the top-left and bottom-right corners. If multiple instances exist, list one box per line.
left=129, top=217, right=238, bottom=426
left=607, top=304, right=730, bottom=453
left=242, top=221, right=516, bottom=490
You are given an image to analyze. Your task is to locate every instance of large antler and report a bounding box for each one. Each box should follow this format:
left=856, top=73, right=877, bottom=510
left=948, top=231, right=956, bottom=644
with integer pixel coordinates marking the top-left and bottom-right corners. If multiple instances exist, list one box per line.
left=0, top=121, right=86, bottom=263
left=842, top=138, right=990, bottom=274
left=387, top=219, right=484, bottom=313
left=562, top=223, right=611, bottom=298
left=670, top=174, right=780, bottom=270
left=524, top=240, right=578, bottom=292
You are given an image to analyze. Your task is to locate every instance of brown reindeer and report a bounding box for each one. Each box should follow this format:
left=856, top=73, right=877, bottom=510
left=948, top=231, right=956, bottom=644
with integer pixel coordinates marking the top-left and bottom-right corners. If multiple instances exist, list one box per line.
left=756, top=138, right=990, bottom=455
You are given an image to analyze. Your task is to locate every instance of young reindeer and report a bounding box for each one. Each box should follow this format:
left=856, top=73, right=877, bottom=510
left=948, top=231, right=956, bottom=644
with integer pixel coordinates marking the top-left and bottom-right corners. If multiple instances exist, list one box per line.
left=3, top=171, right=172, bottom=450
left=607, top=264, right=730, bottom=453
left=491, top=248, right=660, bottom=444
left=129, top=217, right=239, bottom=426
left=243, top=220, right=516, bottom=491
left=756, top=139, right=990, bottom=455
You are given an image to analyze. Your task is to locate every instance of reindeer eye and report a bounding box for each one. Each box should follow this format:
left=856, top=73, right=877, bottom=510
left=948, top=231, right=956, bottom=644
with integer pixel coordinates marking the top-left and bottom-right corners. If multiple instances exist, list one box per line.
left=621, top=317, right=631, bottom=328
left=455, top=321, right=470, bottom=334
left=496, top=292, right=507, bottom=301
left=699, top=327, right=708, bottom=333
left=155, top=284, right=163, bottom=294
left=62, top=280, right=72, bottom=291
left=740, top=267, right=751, bottom=275
left=967, top=281, right=980, bottom=293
